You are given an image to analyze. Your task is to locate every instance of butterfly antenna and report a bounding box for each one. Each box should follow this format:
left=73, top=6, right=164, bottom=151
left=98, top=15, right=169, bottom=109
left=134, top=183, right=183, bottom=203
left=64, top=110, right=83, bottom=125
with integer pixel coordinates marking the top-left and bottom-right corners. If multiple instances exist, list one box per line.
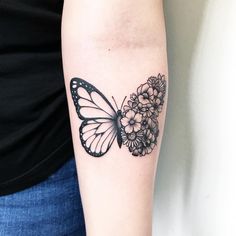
left=112, top=96, right=119, bottom=110
left=121, top=96, right=127, bottom=109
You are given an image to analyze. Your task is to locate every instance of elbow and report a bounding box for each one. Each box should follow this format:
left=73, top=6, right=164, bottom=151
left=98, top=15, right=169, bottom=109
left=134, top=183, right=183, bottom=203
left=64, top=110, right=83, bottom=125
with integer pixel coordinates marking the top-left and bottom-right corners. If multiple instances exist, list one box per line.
left=62, top=1, right=166, bottom=51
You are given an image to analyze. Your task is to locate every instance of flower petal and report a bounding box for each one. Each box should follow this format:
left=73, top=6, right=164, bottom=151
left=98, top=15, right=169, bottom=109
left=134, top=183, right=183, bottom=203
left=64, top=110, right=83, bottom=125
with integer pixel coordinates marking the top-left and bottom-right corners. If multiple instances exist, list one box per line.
left=139, top=95, right=149, bottom=105
left=133, top=123, right=141, bottom=132
left=147, top=87, right=154, bottom=96
left=125, top=125, right=133, bottom=133
left=137, top=85, right=142, bottom=94
left=134, top=113, right=142, bottom=122
left=142, top=83, right=149, bottom=92
left=126, top=110, right=135, bottom=119
left=123, top=105, right=130, bottom=112
left=121, top=117, right=129, bottom=126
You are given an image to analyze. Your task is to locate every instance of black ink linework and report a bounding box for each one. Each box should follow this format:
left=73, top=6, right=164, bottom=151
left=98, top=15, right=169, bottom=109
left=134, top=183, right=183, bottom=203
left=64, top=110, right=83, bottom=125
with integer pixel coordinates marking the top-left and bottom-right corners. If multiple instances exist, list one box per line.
left=70, top=74, right=166, bottom=157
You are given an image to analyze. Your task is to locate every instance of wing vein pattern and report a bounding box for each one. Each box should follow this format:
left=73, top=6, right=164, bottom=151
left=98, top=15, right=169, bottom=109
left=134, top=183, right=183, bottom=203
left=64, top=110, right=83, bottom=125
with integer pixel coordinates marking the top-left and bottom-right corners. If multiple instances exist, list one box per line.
left=70, top=78, right=118, bottom=157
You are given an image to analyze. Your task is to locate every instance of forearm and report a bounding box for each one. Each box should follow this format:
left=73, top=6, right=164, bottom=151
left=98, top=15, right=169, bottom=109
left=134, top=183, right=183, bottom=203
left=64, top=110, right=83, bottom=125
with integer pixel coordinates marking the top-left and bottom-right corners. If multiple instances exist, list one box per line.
left=62, top=0, right=168, bottom=235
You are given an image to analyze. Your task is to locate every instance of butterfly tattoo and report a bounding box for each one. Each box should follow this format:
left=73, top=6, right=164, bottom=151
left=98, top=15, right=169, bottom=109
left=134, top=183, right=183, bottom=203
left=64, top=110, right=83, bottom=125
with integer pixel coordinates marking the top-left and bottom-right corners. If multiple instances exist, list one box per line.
left=70, top=74, right=167, bottom=157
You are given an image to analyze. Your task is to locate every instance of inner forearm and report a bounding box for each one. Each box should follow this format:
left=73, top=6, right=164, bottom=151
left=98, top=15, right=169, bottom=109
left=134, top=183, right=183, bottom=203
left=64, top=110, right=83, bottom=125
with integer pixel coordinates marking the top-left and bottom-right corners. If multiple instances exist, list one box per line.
left=62, top=1, right=168, bottom=235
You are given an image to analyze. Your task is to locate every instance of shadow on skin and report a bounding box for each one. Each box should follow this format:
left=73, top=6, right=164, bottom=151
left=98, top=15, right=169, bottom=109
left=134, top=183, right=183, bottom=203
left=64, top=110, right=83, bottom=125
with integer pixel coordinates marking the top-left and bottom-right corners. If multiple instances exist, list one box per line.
left=153, top=0, right=208, bottom=233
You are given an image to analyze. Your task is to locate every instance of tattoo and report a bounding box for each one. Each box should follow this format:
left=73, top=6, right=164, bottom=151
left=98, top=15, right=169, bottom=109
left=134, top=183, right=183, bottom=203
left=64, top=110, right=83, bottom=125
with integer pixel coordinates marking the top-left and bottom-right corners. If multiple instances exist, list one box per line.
left=70, top=74, right=167, bottom=157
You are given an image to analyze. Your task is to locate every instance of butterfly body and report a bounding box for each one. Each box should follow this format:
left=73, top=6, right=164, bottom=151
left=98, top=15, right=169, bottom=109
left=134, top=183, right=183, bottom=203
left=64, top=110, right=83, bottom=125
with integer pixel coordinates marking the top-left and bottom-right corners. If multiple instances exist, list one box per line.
left=114, top=110, right=123, bottom=148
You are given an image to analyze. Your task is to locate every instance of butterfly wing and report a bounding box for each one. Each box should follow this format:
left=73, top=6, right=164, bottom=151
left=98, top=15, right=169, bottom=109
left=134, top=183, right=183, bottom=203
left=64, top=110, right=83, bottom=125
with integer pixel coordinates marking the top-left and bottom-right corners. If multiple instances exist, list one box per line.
left=71, top=78, right=117, bottom=120
left=70, top=78, right=118, bottom=157
left=79, top=118, right=117, bottom=157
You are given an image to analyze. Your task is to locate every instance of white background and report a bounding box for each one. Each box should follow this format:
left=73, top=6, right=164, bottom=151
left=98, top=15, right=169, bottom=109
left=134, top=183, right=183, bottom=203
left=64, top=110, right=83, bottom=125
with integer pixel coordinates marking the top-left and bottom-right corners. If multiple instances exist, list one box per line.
left=153, top=0, right=236, bottom=235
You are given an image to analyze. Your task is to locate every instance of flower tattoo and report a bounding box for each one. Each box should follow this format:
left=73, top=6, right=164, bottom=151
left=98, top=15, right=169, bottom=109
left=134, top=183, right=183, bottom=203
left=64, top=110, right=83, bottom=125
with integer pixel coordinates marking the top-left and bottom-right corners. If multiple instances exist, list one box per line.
left=121, top=110, right=142, bottom=133
left=120, top=74, right=166, bottom=156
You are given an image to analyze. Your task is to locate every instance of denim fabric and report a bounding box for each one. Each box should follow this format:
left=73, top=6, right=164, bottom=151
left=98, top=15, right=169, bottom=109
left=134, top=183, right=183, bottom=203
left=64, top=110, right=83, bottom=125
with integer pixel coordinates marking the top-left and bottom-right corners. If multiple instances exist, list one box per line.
left=0, top=158, right=86, bottom=236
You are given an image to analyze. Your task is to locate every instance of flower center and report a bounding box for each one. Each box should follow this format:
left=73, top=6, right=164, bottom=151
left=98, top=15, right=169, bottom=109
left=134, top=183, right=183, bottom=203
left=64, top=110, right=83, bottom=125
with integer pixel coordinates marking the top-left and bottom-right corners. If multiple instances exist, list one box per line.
left=143, top=92, right=149, bottom=99
left=153, top=103, right=158, bottom=109
left=129, top=119, right=135, bottom=125
left=142, top=120, right=147, bottom=126
left=127, top=133, right=136, bottom=141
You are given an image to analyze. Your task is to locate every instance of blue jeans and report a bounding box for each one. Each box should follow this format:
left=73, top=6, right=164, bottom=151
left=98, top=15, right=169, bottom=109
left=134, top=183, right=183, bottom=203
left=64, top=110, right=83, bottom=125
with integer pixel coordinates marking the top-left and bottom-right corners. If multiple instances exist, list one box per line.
left=0, top=158, right=86, bottom=236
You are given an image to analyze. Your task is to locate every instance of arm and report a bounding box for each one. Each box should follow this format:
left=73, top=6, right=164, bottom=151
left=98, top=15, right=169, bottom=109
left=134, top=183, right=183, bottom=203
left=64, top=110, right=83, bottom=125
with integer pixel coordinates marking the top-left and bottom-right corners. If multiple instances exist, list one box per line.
left=62, top=0, right=168, bottom=235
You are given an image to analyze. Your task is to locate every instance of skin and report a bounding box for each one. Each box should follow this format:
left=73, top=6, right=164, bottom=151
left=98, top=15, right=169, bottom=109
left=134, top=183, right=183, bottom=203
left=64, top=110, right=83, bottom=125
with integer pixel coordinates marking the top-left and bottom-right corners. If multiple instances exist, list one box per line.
left=62, top=0, right=168, bottom=235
